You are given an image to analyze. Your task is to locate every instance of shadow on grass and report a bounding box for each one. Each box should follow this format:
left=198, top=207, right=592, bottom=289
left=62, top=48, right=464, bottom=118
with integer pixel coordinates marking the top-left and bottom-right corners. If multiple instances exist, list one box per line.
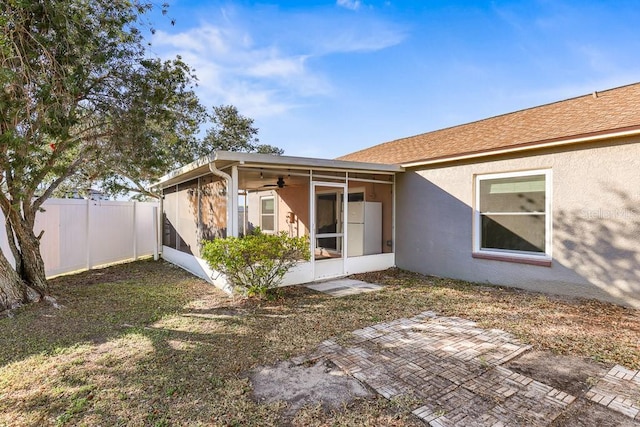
left=2, top=261, right=640, bottom=426
left=0, top=259, right=225, bottom=367
left=0, top=260, right=300, bottom=425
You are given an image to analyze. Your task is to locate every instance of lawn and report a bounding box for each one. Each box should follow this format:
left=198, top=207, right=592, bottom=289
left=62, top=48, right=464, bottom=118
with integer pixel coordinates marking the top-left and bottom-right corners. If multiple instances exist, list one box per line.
left=1, top=260, right=639, bottom=426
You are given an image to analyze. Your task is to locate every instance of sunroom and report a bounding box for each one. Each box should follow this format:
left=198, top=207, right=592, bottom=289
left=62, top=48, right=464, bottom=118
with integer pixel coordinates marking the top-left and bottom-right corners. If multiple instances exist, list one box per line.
left=150, top=151, right=403, bottom=292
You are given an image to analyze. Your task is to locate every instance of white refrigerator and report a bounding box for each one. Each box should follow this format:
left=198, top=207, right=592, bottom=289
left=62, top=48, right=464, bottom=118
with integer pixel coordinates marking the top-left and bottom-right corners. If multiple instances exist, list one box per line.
left=347, top=201, right=382, bottom=257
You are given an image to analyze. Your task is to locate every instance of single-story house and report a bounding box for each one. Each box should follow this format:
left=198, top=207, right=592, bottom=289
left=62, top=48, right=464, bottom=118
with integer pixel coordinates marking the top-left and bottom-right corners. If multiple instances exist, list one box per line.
left=151, top=82, right=640, bottom=307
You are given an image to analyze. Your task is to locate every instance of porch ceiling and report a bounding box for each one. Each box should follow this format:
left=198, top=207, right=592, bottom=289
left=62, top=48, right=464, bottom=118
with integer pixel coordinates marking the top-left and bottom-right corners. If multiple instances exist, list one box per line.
left=238, top=168, right=309, bottom=191
left=151, top=151, right=404, bottom=189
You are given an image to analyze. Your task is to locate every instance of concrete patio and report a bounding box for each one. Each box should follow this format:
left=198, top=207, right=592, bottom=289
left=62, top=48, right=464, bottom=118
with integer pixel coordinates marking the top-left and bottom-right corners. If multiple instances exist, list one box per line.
left=304, top=278, right=384, bottom=297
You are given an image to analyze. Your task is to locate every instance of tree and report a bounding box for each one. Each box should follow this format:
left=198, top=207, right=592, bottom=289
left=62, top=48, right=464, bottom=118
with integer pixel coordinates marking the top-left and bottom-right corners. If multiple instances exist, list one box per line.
left=0, top=0, right=205, bottom=310
left=55, top=105, right=281, bottom=200
left=201, top=105, right=284, bottom=156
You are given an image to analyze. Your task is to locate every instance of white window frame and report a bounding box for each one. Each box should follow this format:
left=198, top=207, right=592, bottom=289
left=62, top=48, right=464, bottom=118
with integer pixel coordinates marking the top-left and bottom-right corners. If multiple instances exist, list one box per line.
left=473, top=169, right=552, bottom=262
left=259, top=195, right=277, bottom=233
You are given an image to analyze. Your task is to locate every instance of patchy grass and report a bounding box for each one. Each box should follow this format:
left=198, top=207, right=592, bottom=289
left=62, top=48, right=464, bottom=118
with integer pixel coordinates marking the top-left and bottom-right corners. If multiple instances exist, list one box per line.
left=1, top=261, right=639, bottom=426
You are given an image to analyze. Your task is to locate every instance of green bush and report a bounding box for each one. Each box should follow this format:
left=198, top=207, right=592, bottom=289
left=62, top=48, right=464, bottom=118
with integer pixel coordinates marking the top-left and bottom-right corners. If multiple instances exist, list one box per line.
left=201, top=229, right=310, bottom=298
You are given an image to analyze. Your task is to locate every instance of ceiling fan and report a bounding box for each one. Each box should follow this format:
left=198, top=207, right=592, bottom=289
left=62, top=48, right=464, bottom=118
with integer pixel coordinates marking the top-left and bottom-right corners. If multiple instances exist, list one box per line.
left=260, top=176, right=287, bottom=189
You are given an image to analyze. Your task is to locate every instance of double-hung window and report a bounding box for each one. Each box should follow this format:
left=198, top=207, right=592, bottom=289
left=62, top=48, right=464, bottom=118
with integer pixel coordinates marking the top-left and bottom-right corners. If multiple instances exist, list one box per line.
left=474, top=169, right=552, bottom=263
left=260, top=196, right=276, bottom=233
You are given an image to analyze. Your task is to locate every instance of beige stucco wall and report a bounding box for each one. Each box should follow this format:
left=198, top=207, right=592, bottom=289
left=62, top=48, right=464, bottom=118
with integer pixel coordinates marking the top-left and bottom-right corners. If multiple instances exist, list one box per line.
left=247, top=188, right=311, bottom=237
left=396, top=137, right=640, bottom=307
left=277, top=186, right=310, bottom=237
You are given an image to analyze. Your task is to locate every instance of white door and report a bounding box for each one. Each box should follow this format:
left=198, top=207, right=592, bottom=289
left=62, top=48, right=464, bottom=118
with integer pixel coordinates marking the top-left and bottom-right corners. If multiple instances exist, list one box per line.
left=312, top=182, right=347, bottom=280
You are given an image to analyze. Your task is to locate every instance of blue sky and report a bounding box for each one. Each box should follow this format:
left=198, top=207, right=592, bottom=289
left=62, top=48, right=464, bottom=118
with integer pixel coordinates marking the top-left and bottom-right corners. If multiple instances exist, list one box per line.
left=148, top=0, right=640, bottom=159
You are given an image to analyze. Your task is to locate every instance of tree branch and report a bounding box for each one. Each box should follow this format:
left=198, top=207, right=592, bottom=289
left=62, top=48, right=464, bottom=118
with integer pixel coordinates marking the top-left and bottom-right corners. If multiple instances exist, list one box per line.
left=32, top=155, right=87, bottom=212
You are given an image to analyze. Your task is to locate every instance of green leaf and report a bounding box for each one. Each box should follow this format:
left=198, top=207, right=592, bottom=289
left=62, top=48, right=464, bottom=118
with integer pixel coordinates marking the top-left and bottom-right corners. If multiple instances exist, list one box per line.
left=201, top=230, right=310, bottom=299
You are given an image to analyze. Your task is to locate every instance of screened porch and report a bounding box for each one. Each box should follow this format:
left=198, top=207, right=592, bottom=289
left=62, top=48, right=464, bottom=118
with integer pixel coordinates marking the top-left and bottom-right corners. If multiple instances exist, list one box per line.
left=150, top=151, right=403, bottom=291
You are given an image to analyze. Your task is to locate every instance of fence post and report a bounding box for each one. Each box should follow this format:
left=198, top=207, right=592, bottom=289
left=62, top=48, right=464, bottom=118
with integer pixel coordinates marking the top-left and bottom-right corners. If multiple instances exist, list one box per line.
left=153, top=206, right=159, bottom=261
left=85, top=198, right=92, bottom=270
left=133, top=201, right=138, bottom=261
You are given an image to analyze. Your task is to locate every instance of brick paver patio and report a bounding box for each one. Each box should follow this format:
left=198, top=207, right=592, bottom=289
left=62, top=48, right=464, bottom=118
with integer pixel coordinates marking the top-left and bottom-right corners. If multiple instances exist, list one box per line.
left=303, top=311, right=640, bottom=426
left=586, top=364, right=640, bottom=420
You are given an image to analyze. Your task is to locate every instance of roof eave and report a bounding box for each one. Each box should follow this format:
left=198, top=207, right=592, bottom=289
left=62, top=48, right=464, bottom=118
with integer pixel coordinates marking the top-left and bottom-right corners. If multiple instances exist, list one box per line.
left=149, top=150, right=403, bottom=189
left=212, top=150, right=403, bottom=172
left=149, top=154, right=216, bottom=190
left=401, top=126, right=640, bottom=168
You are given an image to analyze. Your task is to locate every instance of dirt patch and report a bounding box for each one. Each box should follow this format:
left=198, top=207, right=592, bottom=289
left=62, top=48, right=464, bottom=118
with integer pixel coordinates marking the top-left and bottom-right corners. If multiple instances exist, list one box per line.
left=506, top=351, right=640, bottom=426
left=552, top=398, right=640, bottom=426
left=250, top=358, right=373, bottom=416
left=506, top=350, right=609, bottom=396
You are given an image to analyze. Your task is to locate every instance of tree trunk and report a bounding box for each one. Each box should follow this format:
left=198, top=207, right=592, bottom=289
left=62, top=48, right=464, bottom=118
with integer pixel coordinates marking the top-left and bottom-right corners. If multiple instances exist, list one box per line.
left=0, top=250, right=27, bottom=312
left=3, top=205, right=49, bottom=297
left=4, top=218, right=23, bottom=278
left=12, top=221, right=49, bottom=297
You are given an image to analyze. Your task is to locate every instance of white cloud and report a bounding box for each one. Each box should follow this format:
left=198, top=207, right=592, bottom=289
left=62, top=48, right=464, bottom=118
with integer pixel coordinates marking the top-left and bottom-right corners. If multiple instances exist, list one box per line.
left=153, top=27, right=329, bottom=117
left=151, top=5, right=406, bottom=119
left=337, top=0, right=362, bottom=11
left=315, top=23, right=405, bottom=54
left=245, top=56, right=306, bottom=78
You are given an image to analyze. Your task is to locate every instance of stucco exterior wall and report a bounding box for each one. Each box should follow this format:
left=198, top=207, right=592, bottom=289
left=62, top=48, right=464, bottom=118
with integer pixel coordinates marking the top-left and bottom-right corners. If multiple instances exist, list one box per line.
left=396, top=137, right=640, bottom=307
left=247, top=188, right=310, bottom=237
left=277, top=186, right=310, bottom=237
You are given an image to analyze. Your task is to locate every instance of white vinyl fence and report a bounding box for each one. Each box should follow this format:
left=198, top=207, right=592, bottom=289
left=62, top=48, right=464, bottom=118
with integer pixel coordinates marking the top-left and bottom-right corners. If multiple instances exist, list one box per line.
left=0, top=199, right=159, bottom=278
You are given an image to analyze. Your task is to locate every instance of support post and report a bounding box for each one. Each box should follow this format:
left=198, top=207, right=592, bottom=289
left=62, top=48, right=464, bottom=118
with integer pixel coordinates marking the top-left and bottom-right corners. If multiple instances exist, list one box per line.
left=86, top=199, right=92, bottom=270
left=158, top=190, right=164, bottom=258
left=152, top=206, right=159, bottom=261
left=230, top=165, right=239, bottom=237
left=133, top=201, right=138, bottom=260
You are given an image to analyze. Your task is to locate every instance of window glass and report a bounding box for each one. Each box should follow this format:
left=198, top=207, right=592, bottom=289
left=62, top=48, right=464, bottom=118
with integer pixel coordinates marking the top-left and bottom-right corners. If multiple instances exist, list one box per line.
left=348, top=192, right=364, bottom=202
left=481, top=214, right=545, bottom=252
left=479, top=175, right=545, bottom=213
left=262, top=197, right=274, bottom=214
left=477, top=172, right=548, bottom=254
left=260, top=196, right=275, bottom=232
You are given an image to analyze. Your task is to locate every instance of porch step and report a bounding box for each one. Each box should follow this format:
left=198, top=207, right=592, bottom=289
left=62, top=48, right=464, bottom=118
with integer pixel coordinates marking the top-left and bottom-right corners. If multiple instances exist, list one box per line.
left=305, top=279, right=383, bottom=297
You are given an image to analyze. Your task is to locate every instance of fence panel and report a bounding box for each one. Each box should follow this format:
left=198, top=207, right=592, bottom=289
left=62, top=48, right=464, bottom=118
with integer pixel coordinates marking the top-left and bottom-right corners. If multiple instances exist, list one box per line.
left=1, top=199, right=159, bottom=278
left=37, top=199, right=89, bottom=276
left=135, top=202, right=158, bottom=257
left=0, top=209, right=14, bottom=267
left=88, top=201, right=136, bottom=268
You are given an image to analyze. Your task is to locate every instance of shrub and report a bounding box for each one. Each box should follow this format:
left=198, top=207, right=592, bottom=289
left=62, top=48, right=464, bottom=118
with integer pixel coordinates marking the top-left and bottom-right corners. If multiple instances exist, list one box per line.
left=201, top=229, right=310, bottom=298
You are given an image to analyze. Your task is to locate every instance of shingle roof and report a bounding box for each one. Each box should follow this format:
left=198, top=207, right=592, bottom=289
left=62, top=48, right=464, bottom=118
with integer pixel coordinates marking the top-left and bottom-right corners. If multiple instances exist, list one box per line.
left=337, top=82, right=640, bottom=165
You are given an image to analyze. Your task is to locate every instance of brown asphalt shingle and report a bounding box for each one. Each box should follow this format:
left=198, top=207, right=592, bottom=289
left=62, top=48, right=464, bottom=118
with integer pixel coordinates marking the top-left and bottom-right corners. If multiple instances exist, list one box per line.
left=337, top=82, right=640, bottom=165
